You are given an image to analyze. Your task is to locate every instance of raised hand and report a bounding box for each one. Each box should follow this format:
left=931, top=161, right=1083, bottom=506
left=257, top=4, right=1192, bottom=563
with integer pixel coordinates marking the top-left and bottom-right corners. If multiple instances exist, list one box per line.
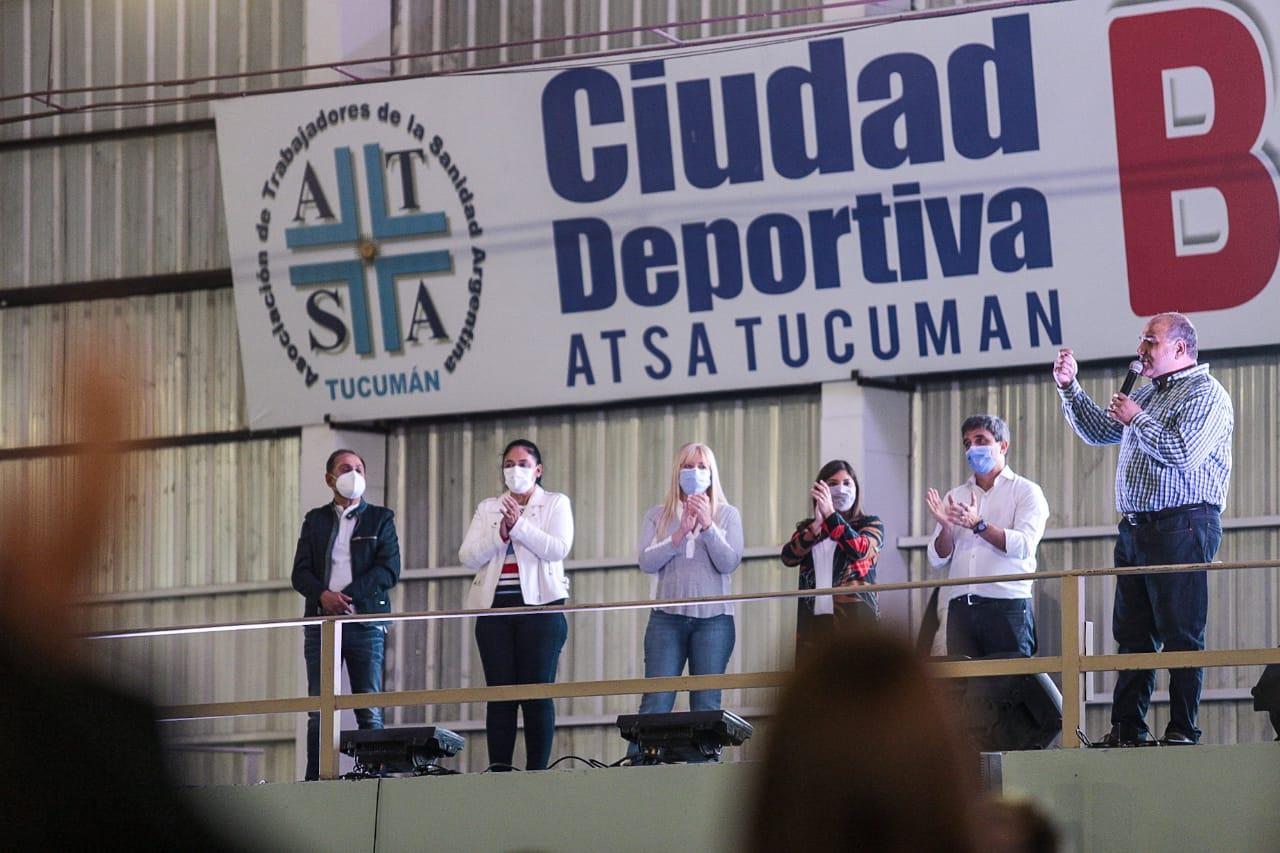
left=3, top=350, right=129, bottom=662
left=925, top=488, right=952, bottom=529
left=687, top=493, right=713, bottom=529
left=811, top=480, right=835, bottom=519
left=499, top=494, right=522, bottom=538
left=677, top=499, right=698, bottom=536
left=946, top=492, right=981, bottom=530
left=1053, top=348, right=1078, bottom=389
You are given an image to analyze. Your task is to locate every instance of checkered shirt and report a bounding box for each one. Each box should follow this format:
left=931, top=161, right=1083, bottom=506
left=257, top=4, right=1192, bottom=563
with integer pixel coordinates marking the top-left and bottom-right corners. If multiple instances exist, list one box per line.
left=1058, top=363, right=1233, bottom=514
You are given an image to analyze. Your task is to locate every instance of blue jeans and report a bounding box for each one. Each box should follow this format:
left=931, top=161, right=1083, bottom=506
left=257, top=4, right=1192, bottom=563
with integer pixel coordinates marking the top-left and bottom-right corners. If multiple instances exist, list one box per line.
left=637, top=610, right=736, bottom=714
left=474, top=607, right=568, bottom=770
left=304, top=622, right=386, bottom=781
left=1111, top=506, right=1220, bottom=742
left=947, top=596, right=1036, bottom=659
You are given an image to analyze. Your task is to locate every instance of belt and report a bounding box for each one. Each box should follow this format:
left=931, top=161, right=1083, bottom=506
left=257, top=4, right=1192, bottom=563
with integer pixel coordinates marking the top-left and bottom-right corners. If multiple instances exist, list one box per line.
left=1121, top=502, right=1217, bottom=526
left=951, top=594, right=1027, bottom=607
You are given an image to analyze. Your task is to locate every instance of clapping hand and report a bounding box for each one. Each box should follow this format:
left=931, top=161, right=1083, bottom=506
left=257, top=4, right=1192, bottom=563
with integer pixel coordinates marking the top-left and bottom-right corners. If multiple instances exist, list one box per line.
left=810, top=480, right=835, bottom=520
left=498, top=494, right=522, bottom=538
left=946, top=493, right=980, bottom=530
left=925, top=488, right=955, bottom=530
left=687, top=493, right=713, bottom=530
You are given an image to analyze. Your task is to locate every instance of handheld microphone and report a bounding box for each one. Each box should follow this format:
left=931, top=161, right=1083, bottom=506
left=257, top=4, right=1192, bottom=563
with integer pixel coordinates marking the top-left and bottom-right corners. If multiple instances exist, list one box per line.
left=1120, top=359, right=1143, bottom=396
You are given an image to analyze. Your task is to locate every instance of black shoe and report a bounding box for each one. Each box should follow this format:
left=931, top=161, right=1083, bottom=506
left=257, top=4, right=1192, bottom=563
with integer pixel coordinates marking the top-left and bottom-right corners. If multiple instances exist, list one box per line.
left=1161, top=730, right=1197, bottom=746
left=1096, top=726, right=1155, bottom=747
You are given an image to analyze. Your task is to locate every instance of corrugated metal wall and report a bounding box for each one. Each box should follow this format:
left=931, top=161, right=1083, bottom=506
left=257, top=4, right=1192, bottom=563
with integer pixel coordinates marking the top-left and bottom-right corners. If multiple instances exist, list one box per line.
left=0, top=130, right=227, bottom=286
left=906, top=353, right=1280, bottom=745
left=0, top=290, right=243, bottom=444
left=0, top=0, right=305, bottom=142
left=391, top=0, right=822, bottom=73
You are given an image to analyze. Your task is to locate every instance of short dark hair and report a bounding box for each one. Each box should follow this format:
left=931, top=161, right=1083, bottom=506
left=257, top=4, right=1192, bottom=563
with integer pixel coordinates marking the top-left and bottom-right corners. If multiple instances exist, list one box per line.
left=502, top=438, right=543, bottom=485
left=961, top=414, right=1009, bottom=444
left=815, top=459, right=863, bottom=519
left=1155, top=311, right=1198, bottom=358
left=325, top=448, right=365, bottom=474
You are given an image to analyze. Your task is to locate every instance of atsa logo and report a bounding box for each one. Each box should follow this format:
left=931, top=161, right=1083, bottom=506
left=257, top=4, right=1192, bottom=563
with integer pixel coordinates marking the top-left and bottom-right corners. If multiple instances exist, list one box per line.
left=250, top=101, right=485, bottom=402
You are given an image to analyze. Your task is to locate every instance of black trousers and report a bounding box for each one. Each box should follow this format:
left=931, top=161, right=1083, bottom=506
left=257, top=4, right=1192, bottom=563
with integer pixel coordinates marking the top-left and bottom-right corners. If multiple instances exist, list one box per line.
left=474, top=602, right=568, bottom=770
left=947, top=595, right=1036, bottom=659
left=795, top=598, right=878, bottom=663
left=1111, top=506, right=1220, bottom=742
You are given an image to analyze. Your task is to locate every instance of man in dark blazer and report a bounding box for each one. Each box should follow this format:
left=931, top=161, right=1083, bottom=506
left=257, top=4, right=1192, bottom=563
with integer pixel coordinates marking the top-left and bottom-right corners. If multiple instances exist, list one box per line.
left=291, top=448, right=401, bottom=780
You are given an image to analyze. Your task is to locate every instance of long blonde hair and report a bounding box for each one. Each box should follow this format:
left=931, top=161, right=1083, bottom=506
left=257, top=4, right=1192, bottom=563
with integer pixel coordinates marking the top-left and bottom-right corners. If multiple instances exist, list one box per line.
left=654, top=442, right=726, bottom=541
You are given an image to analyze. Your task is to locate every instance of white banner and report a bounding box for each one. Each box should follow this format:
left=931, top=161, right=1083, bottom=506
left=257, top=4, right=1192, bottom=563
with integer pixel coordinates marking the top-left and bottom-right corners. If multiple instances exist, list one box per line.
left=216, top=0, right=1280, bottom=428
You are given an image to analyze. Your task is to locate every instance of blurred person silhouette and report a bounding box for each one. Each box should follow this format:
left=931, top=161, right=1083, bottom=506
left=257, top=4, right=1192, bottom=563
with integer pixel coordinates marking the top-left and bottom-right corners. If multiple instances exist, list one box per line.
left=981, top=797, right=1059, bottom=853
left=748, top=629, right=980, bottom=853
left=0, top=357, right=231, bottom=850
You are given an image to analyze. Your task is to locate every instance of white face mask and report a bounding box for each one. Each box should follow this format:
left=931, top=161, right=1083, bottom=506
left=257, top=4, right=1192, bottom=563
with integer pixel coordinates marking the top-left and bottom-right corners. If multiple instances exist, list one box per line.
left=335, top=470, right=366, bottom=501
left=679, top=466, right=712, bottom=496
left=829, top=483, right=856, bottom=513
left=504, top=465, right=537, bottom=495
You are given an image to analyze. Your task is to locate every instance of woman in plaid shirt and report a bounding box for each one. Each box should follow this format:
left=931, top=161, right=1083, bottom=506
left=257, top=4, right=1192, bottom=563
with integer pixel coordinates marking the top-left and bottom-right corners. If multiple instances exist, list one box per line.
left=781, top=459, right=885, bottom=660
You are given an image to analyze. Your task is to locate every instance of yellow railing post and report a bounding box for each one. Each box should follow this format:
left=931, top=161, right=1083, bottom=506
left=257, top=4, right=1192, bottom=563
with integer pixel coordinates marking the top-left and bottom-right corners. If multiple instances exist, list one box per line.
left=318, top=619, right=343, bottom=779
left=1059, top=575, right=1086, bottom=747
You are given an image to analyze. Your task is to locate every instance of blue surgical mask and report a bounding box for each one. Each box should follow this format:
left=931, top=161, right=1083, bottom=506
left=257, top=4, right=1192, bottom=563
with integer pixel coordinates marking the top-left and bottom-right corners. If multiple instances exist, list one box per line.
left=965, top=445, right=999, bottom=475
left=679, top=467, right=711, bottom=496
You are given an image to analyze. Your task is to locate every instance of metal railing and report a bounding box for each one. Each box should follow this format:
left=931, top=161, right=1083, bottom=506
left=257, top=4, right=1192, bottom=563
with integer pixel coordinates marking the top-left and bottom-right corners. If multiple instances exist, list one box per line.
left=89, top=559, right=1280, bottom=779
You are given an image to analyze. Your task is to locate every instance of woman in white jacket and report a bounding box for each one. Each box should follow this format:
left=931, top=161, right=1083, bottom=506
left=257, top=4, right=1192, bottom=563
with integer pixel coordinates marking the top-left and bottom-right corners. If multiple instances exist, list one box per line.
left=459, top=438, right=573, bottom=770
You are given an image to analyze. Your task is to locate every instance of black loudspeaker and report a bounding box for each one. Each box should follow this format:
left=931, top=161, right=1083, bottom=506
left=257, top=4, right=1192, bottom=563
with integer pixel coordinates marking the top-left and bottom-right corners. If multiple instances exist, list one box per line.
left=339, top=726, right=464, bottom=777
left=1251, top=662, right=1280, bottom=741
left=616, top=710, right=753, bottom=764
left=951, top=671, right=1063, bottom=751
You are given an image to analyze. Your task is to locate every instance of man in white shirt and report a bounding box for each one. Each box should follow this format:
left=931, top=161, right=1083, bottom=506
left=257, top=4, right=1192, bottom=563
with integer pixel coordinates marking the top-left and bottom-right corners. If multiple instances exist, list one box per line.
left=925, top=415, right=1050, bottom=658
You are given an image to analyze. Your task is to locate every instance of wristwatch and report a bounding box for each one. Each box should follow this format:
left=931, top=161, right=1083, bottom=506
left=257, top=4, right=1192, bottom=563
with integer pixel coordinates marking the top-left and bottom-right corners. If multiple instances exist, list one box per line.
left=973, top=519, right=988, bottom=535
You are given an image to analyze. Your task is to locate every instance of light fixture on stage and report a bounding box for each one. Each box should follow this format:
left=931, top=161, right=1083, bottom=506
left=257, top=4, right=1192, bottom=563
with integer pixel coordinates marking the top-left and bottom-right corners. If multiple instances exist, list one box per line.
left=616, top=709, right=753, bottom=764
left=339, top=726, right=464, bottom=778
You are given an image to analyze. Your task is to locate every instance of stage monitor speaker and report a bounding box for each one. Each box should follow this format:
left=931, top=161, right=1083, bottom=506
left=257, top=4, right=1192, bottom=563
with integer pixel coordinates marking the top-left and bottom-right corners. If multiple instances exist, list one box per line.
left=616, top=709, right=752, bottom=764
left=1251, top=661, right=1280, bottom=741
left=339, top=726, right=464, bottom=777
left=948, top=669, right=1063, bottom=752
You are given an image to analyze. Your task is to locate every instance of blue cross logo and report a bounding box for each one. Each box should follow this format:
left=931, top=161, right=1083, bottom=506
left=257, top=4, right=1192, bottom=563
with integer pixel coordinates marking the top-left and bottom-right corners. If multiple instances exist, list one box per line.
left=285, top=144, right=451, bottom=355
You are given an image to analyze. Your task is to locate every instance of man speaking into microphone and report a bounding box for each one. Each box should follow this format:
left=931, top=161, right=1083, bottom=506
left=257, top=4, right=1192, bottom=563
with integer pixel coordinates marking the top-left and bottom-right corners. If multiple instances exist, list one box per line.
left=1054, top=312, right=1233, bottom=746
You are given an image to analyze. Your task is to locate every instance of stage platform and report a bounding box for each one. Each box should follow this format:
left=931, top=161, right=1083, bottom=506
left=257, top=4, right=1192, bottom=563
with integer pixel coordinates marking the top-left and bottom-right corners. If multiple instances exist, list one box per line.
left=191, top=742, right=1280, bottom=852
